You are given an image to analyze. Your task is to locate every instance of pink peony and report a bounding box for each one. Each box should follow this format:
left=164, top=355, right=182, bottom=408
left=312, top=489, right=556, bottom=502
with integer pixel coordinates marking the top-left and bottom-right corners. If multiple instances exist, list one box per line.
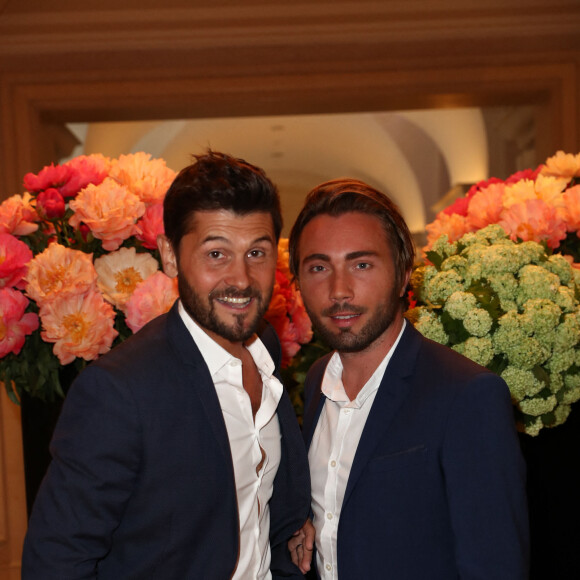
left=36, top=188, right=66, bottom=219
left=109, top=152, right=176, bottom=205
left=25, top=243, right=97, bottom=305
left=69, top=178, right=146, bottom=251
left=499, top=199, right=567, bottom=248
left=62, top=154, right=110, bottom=197
left=0, top=193, right=39, bottom=236
left=23, top=163, right=71, bottom=194
left=39, top=290, right=118, bottom=365
left=0, top=233, right=33, bottom=289
left=136, top=203, right=164, bottom=250
left=124, top=271, right=178, bottom=333
left=0, top=288, right=39, bottom=358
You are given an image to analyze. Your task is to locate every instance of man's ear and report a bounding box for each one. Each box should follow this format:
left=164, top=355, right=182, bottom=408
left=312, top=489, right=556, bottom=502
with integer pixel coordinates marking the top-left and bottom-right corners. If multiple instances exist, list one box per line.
left=399, top=268, right=412, bottom=297
left=157, top=234, right=178, bottom=278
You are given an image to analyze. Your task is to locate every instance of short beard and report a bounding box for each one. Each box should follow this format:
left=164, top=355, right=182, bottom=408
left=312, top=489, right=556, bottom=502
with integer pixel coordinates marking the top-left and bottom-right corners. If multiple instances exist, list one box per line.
left=309, top=299, right=400, bottom=353
left=178, top=277, right=271, bottom=343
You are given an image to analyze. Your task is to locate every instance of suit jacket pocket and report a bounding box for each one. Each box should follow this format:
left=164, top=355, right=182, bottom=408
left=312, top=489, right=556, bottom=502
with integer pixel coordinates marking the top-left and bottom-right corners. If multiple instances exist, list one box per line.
left=367, top=445, right=427, bottom=473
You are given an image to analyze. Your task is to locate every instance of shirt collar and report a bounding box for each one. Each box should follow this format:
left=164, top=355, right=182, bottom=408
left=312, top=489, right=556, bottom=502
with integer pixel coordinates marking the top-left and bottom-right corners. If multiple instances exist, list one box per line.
left=177, top=300, right=276, bottom=379
left=321, top=319, right=407, bottom=408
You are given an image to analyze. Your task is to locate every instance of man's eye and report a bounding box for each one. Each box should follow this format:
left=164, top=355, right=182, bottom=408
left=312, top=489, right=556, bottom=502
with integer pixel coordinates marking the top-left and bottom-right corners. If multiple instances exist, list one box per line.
left=310, top=265, right=326, bottom=273
left=209, top=251, right=224, bottom=259
left=248, top=249, right=265, bottom=258
left=356, top=262, right=371, bottom=270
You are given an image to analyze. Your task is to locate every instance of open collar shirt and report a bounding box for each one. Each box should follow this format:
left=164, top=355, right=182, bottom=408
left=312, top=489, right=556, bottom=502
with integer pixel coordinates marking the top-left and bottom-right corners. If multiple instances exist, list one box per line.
left=179, top=302, right=282, bottom=580
left=309, top=320, right=406, bottom=579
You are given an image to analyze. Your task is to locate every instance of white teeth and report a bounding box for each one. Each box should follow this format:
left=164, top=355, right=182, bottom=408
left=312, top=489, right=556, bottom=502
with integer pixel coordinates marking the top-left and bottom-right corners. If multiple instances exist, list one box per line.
left=219, top=296, right=251, bottom=304
left=335, top=315, right=356, bottom=319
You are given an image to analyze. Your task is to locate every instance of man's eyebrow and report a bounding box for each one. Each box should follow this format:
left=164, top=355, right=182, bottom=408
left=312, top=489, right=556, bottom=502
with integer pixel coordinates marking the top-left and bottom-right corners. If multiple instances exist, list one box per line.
left=302, top=253, right=330, bottom=264
left=201, top=235, right=275, bottom=245
left=345, top=250, right=379, bottom=260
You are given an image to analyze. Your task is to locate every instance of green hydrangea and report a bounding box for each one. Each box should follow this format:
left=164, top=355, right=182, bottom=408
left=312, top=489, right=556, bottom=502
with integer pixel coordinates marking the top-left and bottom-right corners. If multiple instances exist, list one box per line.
left=414, top=309, right=449, bottom=345
left=452, top=336, right=494, bottom=367
left=411, top=224, right=580, bottom=436
left=501, top=366, right=546, bottom=402
left=444, top=291, right=477, bottom=320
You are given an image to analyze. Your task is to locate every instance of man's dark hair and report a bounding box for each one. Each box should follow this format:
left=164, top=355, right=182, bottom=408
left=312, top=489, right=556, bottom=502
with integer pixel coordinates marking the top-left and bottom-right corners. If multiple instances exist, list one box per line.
left=288, top=178, right=415, bottom=290
left=163, top=150, right=282, bottom=252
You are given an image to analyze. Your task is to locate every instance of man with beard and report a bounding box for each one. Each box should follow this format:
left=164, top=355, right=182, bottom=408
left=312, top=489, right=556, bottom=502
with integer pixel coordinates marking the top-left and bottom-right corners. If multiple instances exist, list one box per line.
left=287, top=179, right=529, bottom=579
left=22, top=151, right=310, bottom=579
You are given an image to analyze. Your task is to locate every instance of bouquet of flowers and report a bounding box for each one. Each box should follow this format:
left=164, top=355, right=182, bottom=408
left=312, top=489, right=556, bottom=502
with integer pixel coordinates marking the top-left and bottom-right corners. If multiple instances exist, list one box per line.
left=424, top=151, right=580, bottom=261
left=1, top=152, right=316, bottom=406
left=0, top=153, right=180, bottom=402
left=408, top=222, right=580, bottom=436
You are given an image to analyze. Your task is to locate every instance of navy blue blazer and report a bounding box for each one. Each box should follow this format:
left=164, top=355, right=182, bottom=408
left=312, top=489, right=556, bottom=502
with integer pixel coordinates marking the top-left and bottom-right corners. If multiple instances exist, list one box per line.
left=22, top=302, right=310, bottom=579
left=303, top=323, right=529, bottom=579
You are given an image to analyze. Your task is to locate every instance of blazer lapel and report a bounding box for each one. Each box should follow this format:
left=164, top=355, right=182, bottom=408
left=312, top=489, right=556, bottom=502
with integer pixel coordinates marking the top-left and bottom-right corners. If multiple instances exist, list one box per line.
left=342, top=323, right=422, bottom=507
left=166, top=303, right=234, bottom=467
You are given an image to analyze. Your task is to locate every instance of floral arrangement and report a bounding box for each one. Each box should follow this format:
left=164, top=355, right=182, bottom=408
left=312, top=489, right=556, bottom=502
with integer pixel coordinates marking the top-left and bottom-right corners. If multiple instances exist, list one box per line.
left=0, top=152, right=316, bottom=407
left=410, top=150, right=580, bottom=436
left=424, top=151, right=580, bottom=261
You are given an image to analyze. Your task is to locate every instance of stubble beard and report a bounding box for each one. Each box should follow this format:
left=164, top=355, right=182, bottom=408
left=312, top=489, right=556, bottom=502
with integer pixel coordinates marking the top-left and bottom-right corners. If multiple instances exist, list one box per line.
left=307, top=295, right=401, bottom=353
left=178, top=276, right=272, bottom=343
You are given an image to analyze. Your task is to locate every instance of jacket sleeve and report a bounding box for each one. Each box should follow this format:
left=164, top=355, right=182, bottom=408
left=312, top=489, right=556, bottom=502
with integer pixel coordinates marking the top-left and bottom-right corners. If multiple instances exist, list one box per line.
left=21, top=365, right=141, bottom=580
left=442, top=372, right=530, bottom=579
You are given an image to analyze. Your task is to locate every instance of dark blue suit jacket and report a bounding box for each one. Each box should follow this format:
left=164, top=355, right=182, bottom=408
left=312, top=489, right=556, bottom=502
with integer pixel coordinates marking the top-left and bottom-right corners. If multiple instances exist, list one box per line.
left=303, top=323, right=529, bottom=579
left=22, top=302, right=310, bottom=579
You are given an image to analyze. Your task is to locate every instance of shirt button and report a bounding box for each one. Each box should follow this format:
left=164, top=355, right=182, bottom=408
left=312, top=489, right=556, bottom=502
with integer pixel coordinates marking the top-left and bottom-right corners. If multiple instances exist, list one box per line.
left=343, top=408, right=351, bottom=415
left=326, top=512, right=333, bottom=520
left=330, top=460, right=337, bottom=468
left=326, top=563, right=332, bottom=571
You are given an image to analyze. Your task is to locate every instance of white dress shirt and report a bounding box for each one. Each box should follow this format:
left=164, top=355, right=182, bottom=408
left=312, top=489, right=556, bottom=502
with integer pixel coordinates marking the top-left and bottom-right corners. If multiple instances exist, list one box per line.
left=179, top=302, right=282, bottom=580
left=308, top=321, right=406, bottom=579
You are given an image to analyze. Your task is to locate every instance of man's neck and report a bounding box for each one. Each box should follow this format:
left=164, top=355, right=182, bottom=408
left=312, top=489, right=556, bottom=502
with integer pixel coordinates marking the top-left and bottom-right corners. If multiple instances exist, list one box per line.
left=339, top=317, right=405, bottom=401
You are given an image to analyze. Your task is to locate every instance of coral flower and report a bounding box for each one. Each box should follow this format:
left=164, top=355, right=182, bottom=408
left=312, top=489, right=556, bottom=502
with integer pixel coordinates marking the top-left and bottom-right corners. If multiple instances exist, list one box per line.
left=0, top=192, right=39, bottom=236
left=540, top=151, right=580, bottom=179
left=425, top=212, right=469, bottom=252
left=466, top=183, right=505, bottom=230
left=562, top=184, right=580, bottom=234
left=265, top=270, right=312, bottom=367
left=499, top=199, right=567, bottom=248
left=69, top=178, right=146, bottom=251
left=109, top=152, right=176, bottom=205
left=39, top=290, right=118, bottom=365
left=136, top=203, right=164, bottom=250
left=0, top=288, right=39, bottom=358
left=0, top=233, right=33, bottom=289
left=36, top=188, right=66, bottom=219
left=25, top=243, right=97, bottom=305
left=125, top=271, right=178, bottom=333
left=94, top=247, right=159, bottom=310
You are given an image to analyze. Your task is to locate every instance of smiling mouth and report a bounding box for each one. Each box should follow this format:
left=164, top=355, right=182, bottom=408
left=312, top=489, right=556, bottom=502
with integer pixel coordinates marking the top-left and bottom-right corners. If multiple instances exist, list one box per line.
left=216, top=296, right=253, bottom=308
left=332, top=314, right=359, bottom=320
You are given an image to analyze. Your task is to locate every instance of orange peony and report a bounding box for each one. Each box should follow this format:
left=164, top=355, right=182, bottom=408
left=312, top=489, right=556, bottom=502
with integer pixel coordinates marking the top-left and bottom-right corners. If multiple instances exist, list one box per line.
left=540, top=150, right=580, bottom=178
left=124, top=271, right=178, bottom=333
left=109, top=152, right=176, bottom=205
left=0, top=288, right=39, bottom=358
left=69, top=178, right=146, bottom=251
left=94, top=247, right=159, bottom=310
left=39, top=290, right=118, bottom=365
left=0, top=192, right=39, bottom=236
left=25, top=243, right=97, bottom=305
